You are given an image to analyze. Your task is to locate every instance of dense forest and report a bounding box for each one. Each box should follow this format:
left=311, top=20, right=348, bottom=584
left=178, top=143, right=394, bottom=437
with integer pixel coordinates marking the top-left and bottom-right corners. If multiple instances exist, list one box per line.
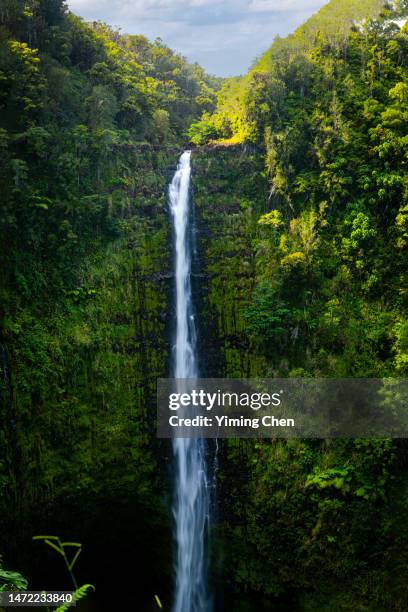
left=0, top=1, right=220, bottom=608
left=1, top=0, right=408, bottom=610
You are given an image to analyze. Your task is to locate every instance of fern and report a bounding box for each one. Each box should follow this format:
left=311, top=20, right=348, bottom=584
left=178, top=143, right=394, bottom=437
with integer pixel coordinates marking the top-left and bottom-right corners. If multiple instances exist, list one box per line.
left=55, top=584, right=95, bottom=612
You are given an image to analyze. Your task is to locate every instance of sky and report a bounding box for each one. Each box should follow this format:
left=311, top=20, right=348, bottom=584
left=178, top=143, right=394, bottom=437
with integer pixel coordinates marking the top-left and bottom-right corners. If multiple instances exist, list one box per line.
left=66, top=0, right=328, bottom=77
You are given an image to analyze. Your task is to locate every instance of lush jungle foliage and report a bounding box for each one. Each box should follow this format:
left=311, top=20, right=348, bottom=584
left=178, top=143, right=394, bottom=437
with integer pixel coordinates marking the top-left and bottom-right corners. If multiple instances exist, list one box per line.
left=189, top=0, right=403, bottom=143
left=1, top=0, right=408, bottom=610
left=190, top=0, right=408, bottom=609
left=191, top=0, right=408, bottom=384
left=0, top=0, right=219, bottom=305
left=0, top=1, right=219, bottom=607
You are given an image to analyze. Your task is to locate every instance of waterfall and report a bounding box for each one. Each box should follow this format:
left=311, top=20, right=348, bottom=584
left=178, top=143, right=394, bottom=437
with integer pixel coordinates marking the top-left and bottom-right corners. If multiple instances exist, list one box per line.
left=169, top=151, right=211, bottom=612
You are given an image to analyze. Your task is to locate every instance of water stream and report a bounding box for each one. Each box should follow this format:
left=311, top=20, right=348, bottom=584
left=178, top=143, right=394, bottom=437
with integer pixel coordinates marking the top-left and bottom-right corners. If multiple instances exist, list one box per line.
left=169, top=151, right=211, bottom=612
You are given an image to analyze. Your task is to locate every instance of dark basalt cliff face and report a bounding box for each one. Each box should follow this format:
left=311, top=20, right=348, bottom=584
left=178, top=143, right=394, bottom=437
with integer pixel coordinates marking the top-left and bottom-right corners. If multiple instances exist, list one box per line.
left=4, top=142, right=408, bottom=612
left=1, top=142, right=267, bottom=609
left=191, top=146, right=269, bottom=380
left=3, top=140, right=408, bottom=611
left=1, top=149, right=175, bottom=609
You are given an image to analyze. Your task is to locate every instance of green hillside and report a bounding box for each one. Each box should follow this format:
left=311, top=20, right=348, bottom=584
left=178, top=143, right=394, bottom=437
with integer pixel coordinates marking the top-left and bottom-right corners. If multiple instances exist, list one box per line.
left=256, top=0, right=386, bottom=71
left=189, top=0, right=397, bottom=143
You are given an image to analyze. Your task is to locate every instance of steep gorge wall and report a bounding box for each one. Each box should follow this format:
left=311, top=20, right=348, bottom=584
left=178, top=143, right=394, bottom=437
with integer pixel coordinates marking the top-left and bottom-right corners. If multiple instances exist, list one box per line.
left=0, top=148, right=176, bottom=606
left=191, top=146, right=268, bottom=379
left=1, top=143, right=271, bottom=604
left=3, top=143, right=408, bottom=611
left=190, top=146, right=408, bottom=612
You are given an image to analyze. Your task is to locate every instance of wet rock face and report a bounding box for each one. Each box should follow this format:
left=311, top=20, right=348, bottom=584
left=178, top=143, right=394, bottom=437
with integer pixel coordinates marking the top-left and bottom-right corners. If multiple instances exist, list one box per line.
left=1, top=149, right=174, bottom=601
left=191, top=146, right=268, bottom=378
left=1, top=145, right=272, bottom=608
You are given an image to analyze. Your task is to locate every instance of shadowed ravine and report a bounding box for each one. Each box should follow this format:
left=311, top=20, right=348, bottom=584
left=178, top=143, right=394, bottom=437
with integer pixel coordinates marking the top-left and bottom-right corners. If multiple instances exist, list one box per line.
left=169, top=151, right=212, bottom=612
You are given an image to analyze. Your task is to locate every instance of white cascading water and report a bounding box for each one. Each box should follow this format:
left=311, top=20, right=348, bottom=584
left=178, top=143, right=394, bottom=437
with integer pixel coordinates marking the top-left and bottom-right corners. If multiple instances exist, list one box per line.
left=169, top=151, right=211, bottom=612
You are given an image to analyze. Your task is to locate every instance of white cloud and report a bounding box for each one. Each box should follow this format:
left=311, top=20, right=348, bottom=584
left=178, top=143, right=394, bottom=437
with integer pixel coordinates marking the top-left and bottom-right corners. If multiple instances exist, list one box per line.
left=249, top=0, right=322, bottom=12
left=69, top=0, right=224, bottom=14
left=190, top=0, right=222, bottom=6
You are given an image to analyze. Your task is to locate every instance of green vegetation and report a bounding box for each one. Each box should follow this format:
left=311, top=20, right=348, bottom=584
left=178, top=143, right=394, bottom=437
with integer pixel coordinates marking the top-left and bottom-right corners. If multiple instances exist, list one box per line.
left=0, top=561, right=28, bottom=592
left=190, top=0, right=408, bottom=608
left=0, top=3, right=219, bottom=498
left=33, top=536, right=94, bottom=609
left=189, top=0, right=403, bottom=144
left=1, top=0, right=408, bottom=609
left=193, top=0, right=408, bottom=377
left=0, top=1, right=218, bottom=606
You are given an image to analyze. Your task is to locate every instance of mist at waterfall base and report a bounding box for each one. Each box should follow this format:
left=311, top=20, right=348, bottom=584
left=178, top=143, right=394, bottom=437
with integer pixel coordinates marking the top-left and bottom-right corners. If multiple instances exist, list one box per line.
left=169, top=151, right=212, bottom=612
